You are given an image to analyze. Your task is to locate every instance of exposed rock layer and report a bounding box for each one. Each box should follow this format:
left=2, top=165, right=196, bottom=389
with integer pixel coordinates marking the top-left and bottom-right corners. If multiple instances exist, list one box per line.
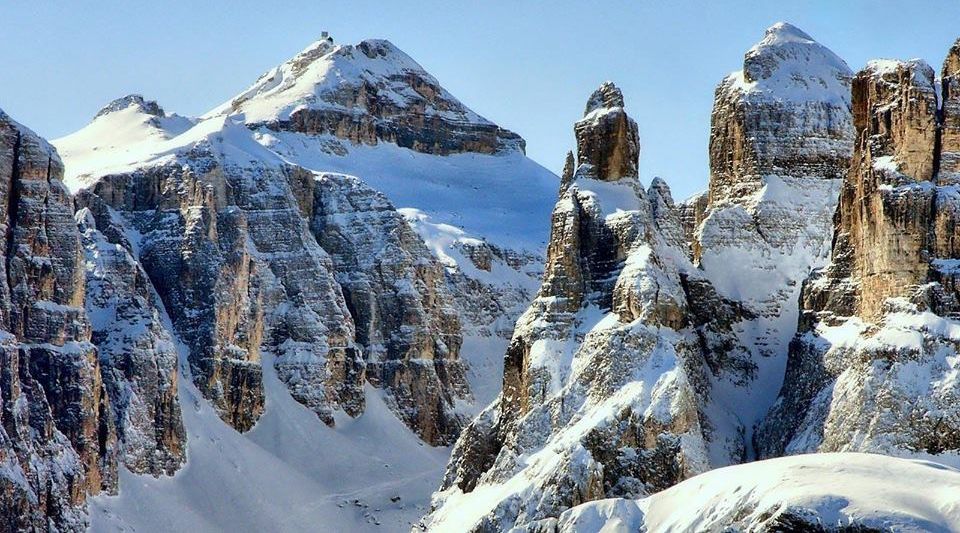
left=0, top=109, right=117, bottom=531
left=424, top=84, right=751, bottom=532
left=758, top=48, right=960, bottom=462
left=302, top=171, right=470, bottom=445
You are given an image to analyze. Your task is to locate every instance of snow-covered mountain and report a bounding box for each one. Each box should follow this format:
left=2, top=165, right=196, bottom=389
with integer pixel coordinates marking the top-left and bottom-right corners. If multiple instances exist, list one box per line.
left=423, top=23, right=960, bottom=533
left=4, top=20, right=960, bottom=533
left=0, top=33, right=558, bottom=532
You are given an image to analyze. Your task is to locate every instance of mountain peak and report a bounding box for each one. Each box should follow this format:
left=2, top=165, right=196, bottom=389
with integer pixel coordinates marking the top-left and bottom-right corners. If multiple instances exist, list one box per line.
left=202, top=35, right=523, bottom=155
left=575, top=81, right=639, bottom=180
left=285, top=32, right=336, bottom=76
left=762, top=21, right=815, bottom=45
left=94, top=94, right=165, bottom=119
left=584, top=81, right=625, bottom=115
left=208, top=35, right=446, bottom=124
left=726, top=22, right=852, bottom=105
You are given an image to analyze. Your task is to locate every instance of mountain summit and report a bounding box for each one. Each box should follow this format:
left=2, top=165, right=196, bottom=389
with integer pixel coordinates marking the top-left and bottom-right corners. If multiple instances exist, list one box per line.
left=207, top=33, right=525, bottom=156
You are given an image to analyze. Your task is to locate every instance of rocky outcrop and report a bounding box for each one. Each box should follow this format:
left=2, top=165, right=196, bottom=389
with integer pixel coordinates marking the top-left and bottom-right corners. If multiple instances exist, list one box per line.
left=573, top=83, right=639, bottom=181
left=74, top=192, right=186, bottom=475
left=85, top=136, right=364, bottom=431
left=0, top=109, right=117, bottom=531
left=300, top=171, right=470, bottom=445
left=216, top=36, right=524, bottom=156
left=94, top=94, right=165, bottom=119
left=423, top=84, right=751, bottom=532
left=757, top=49, right=960, bottom=461
left=690, top=23, right=855, bottom=440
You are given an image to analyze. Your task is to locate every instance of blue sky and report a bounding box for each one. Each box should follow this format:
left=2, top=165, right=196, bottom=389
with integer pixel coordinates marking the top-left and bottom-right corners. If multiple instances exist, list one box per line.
left=2, top=1, right=959, bottom=200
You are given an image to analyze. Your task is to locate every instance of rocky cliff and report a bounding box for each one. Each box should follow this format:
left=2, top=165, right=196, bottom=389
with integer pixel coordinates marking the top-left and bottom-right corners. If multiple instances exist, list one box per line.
left=692, top=22, right=855, bottom=441
left=0, top=110, right=119, bottom=531
left=68, top=104, right=477, bottom=446
left=74, top=191, right=186, bottom=476
left=756, top=43, right=960, bottom=462
left=422, top=83, right=757, bottom=532
left=423, top=23, right=866, bottom=531
left=302, top=171, right=470, bottom=443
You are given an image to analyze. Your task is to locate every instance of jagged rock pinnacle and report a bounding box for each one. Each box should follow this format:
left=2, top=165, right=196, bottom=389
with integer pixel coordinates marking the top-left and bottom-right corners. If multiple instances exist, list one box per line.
left=584, top=81, right=625, bottom=115
left=574, top=82, right=639, bottom=180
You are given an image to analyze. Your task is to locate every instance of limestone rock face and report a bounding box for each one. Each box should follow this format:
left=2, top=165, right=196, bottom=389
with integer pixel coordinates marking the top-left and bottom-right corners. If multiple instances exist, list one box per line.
left=757, top=51, right=960, bottom=462
left=302, top=171, right=470, bottom=445
left=0, top=109, right=117, bottom=531
left=692, top=23, right=855, bottom=440
left=677, top=190, right=707, bottom=248
left=942, top=39, right=960, bottom=185
left=74, top=192, right=186, bottom=475
left=706, top=23, right=853, bottom=204
left=423, top=84, right=751, bottom=532
left=216, top=37, right=524, bottom=156
left=86, top=141, right=364, bottom=431
left=574, top=82, right=640, bottom=181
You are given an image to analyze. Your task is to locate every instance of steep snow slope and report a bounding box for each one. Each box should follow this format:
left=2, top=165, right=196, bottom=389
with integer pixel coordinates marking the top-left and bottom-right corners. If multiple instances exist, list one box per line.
left=55, top=95, right=194, bottom=182
left=91, top=362, right=450, bottom=532
left=553, top=453, right=960, bottom=532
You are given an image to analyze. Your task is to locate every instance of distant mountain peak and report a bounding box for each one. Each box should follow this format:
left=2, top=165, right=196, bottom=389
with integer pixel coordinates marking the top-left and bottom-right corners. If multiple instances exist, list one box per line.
left=208, top=35, right=455, bottom=123
left=94, top=94, right=165, bottom=119
left=762, top=21, right=816, bottom=44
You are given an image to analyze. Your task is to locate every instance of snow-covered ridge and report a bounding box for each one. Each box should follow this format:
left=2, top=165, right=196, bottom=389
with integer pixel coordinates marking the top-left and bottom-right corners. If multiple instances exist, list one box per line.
left=55, top=95, right=195, bottom=187
left=555, top=453, right=960, bottom=532
left=94, top=94, right=166, bottom=118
